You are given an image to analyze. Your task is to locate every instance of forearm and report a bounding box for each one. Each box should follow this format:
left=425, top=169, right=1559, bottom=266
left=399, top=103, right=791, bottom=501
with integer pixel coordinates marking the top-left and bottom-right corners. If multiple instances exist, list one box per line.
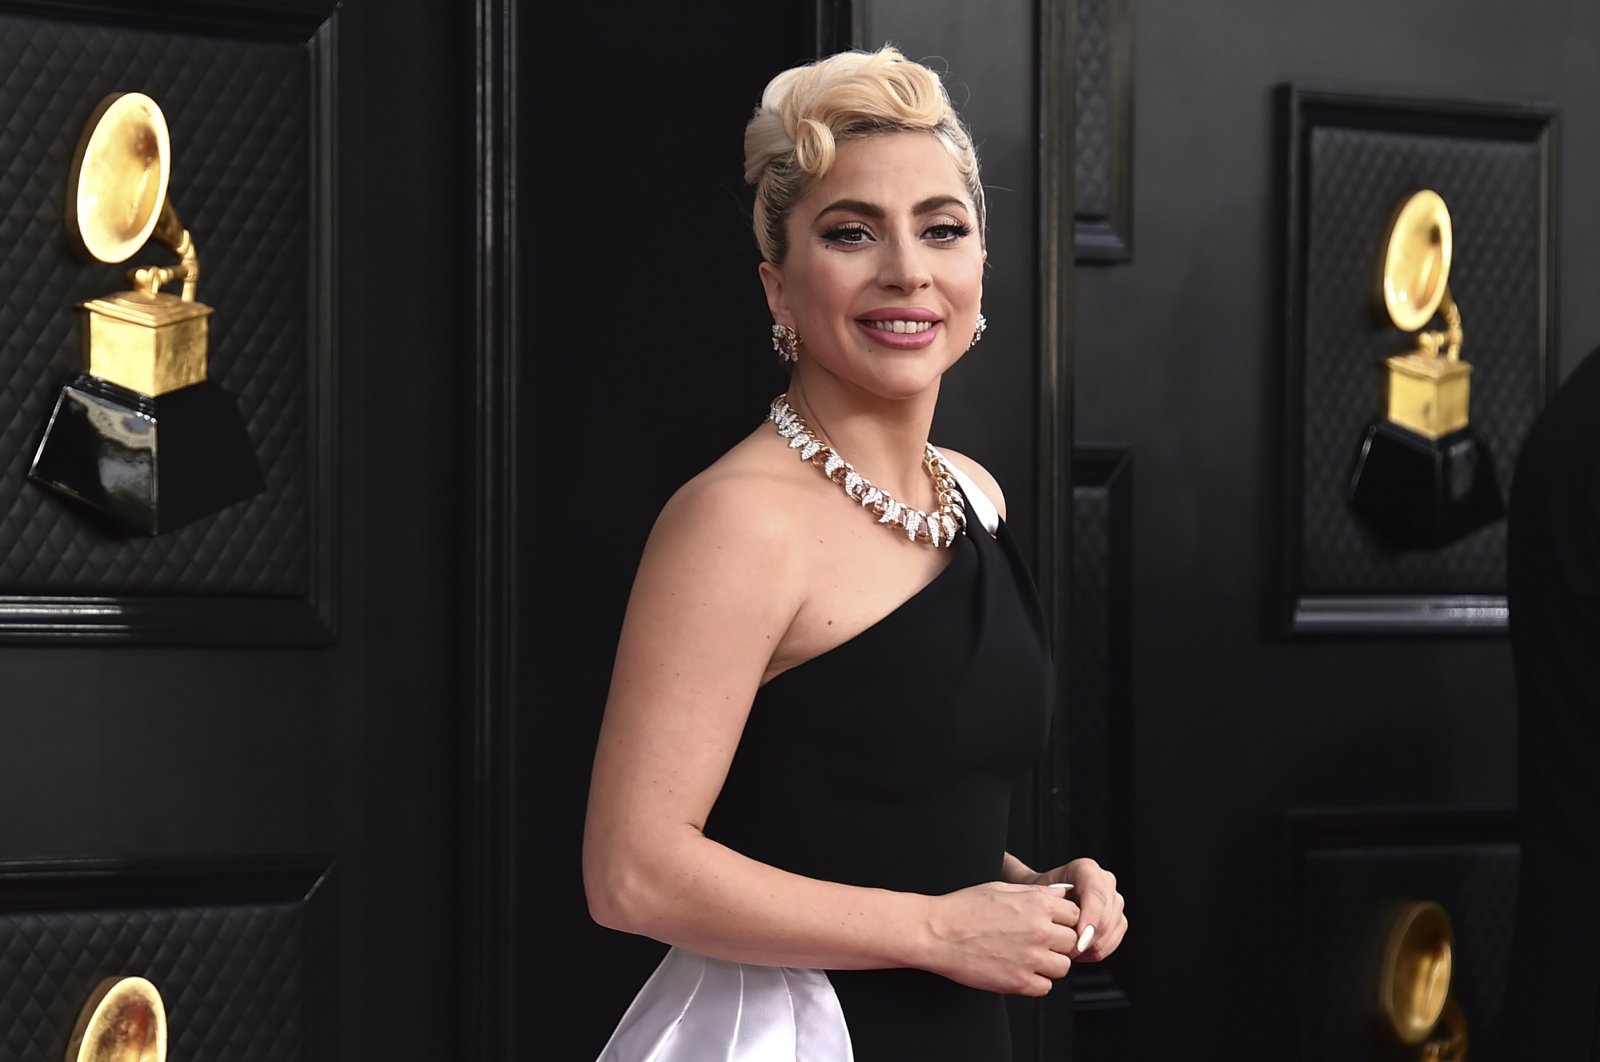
left=586, top=826, right=933, bottom=971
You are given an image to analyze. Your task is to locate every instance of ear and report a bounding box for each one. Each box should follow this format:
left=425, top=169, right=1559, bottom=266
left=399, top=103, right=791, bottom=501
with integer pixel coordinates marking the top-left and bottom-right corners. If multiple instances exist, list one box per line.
left=758, top=261, right=788, bottom=325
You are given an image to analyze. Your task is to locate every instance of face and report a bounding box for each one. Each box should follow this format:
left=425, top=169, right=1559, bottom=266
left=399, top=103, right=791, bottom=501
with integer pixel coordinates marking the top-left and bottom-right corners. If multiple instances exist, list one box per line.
left=759, top=131, right=985, bottom=402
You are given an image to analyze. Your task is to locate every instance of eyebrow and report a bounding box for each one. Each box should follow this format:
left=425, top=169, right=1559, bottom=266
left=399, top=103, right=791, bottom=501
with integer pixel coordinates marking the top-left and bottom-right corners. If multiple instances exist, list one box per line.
left=812, top=195, right=970, bottom=224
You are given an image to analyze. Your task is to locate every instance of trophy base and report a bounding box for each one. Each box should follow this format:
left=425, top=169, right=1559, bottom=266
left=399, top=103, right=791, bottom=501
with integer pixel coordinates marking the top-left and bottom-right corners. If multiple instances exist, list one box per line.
left=29, top=374, right=265, bottom=535
left=1347, top=418, right=1504, bottom=550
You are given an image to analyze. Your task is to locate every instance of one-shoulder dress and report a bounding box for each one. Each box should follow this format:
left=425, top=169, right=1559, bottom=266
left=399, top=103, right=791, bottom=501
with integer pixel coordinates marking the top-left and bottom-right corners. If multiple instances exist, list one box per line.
left=598, top=467, right=1055, bottom=1061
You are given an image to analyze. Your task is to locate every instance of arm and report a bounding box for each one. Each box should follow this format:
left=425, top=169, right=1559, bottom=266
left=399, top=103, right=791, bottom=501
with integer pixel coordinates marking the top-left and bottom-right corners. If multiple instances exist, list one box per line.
left=583, top=474, right=1081, bottom=993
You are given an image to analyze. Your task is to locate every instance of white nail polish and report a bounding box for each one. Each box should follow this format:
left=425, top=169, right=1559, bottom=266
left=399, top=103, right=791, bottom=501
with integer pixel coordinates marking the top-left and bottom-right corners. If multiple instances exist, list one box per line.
left=1077, top=924, right=1096, bottom=953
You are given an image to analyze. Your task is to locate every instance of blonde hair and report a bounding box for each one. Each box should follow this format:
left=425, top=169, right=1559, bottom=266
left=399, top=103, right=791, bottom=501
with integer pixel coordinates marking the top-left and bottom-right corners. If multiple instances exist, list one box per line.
left=743, top=46, right=985, bottom=264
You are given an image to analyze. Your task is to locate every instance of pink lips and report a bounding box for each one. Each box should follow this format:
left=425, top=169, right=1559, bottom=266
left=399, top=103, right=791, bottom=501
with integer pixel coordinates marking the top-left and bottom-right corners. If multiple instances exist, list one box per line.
left=856, top=307, right=943, bottom=349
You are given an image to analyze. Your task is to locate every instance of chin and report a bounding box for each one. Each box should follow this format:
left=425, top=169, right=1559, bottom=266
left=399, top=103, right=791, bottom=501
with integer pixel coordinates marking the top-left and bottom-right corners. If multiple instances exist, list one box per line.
left=811, top=340, right=965, bottom=401
left=860, top=360, right=958, bottom=402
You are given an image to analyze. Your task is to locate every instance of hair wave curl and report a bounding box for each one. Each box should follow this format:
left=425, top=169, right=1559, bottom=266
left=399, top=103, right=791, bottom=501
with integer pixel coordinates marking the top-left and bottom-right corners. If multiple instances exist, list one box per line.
left=743, top=46, right=985, bottom=264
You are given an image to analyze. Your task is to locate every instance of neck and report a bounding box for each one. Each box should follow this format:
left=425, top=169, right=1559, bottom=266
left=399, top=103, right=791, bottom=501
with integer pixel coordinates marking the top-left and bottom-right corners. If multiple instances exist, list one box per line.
left=784, top=369, right=941, bottom=506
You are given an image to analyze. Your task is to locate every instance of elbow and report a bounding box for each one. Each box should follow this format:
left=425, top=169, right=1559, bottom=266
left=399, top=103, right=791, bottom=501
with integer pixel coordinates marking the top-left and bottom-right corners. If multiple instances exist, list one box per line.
left=584, top=871, right=636, bottom=933
left=583, top=842, right=659, bottom=936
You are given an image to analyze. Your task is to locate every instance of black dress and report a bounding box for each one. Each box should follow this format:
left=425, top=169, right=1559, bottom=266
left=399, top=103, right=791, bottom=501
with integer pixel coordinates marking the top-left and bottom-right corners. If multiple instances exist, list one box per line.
left=703, top=499, right=1055, bottom=1060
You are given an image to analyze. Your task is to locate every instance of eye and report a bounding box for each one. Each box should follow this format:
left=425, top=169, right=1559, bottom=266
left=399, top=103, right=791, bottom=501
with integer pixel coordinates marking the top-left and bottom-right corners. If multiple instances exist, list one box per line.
left=925, top=220, right=973, bottom=244
left=821, top=222, right=873, bottom=247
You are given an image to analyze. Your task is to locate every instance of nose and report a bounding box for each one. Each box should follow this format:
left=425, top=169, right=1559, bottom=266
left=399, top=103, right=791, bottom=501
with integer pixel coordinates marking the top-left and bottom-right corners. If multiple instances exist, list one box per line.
left=876, top=236, right=931, bottom=292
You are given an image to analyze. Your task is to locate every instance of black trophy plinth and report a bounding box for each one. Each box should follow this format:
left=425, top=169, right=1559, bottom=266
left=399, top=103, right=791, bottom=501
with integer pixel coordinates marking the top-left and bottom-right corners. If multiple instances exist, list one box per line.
left=1346, top=418, right=1504, bottom=550
left=30, top=374, right=264, bottom=535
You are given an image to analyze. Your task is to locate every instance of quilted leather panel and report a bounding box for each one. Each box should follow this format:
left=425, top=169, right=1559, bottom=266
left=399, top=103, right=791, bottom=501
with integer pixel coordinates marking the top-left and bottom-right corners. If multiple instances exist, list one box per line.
left=1071, top=472, right=1115, bottom=862
left=1294, top=105, right=1550, bottom=594
left=1298, top=840, right=1517, bottom=1061
left=0, top=12, right=313, bottom=594
left=1075, top=0, right=1111, bottom=219
left=0, top=902, right=307, bottom=1062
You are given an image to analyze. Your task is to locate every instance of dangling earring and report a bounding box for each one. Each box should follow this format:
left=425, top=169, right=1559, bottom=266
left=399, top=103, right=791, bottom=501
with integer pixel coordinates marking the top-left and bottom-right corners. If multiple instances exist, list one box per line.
left=968, top=313, right=988, bottom=350
left=771, top=323, right=802, bottom=364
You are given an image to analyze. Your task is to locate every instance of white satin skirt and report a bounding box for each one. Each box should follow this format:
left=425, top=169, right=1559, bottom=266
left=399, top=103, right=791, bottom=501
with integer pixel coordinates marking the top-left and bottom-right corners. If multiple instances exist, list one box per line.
left=596, top=947, right=855, bottom=1061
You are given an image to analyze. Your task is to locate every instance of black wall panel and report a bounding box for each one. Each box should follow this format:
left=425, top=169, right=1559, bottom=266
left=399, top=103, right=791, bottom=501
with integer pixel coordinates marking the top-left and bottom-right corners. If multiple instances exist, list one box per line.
left=1069, top=447, right=1134, bottom=1058
left=1291, top=812, right=1517, bottom=1061
left=0, top=861, right=332, bottom=1062
left=0, top=3, right=335, bottom=643
left=0, top=20, right=302, bottom=582
left=1074, top=1, right=1599, bottom=1058
left=0, top=2, right=468, bottom=1060
left=1282, top=90, right=1556, bottom=629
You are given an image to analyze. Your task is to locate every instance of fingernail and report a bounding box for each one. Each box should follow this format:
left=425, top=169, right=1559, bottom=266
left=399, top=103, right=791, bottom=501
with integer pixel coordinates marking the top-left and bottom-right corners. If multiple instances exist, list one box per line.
left=1077, top=924, right=1096, bottom=953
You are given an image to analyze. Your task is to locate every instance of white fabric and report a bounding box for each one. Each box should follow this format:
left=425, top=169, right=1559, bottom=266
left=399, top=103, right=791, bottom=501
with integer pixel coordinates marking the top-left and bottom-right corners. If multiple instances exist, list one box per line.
left=596, top=947, right=854, bottom=1062
left=932, top=450, right=1001, bottom=537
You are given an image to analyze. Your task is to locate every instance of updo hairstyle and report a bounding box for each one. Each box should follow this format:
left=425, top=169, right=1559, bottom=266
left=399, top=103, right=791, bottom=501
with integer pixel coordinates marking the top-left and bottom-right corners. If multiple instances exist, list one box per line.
left=742, top=46, right=985, bottom=265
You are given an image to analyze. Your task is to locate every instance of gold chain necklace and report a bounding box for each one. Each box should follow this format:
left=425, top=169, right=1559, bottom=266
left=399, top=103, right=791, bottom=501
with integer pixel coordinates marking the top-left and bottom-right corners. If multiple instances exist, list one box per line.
left=768, top=394, right=967, bottom=548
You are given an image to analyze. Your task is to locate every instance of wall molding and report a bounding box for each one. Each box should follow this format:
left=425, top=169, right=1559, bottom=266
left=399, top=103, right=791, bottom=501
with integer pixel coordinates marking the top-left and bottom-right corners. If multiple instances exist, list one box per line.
left=1074, top=0, right=1133, bottom=261
left=465, top=0, right=519, bottom=1058
left=1036, top=0, right=1076, bottom=1055
left=0, top=0, right=332, bottom=38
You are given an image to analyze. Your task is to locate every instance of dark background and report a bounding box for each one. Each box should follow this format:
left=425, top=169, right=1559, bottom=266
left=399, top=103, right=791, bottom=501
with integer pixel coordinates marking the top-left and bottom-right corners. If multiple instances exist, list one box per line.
left=3, top=0, right=1596, bottom=1059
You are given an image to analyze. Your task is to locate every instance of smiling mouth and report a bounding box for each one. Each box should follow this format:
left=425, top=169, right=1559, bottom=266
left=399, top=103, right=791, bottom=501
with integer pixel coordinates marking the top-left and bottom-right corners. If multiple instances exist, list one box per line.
left=861, top=319, right=937, bottom=334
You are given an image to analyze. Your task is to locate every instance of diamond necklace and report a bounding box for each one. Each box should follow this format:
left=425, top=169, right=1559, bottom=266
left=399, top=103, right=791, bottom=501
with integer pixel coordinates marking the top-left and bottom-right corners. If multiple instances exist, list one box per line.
left=768, top=394, right=967, bottom=548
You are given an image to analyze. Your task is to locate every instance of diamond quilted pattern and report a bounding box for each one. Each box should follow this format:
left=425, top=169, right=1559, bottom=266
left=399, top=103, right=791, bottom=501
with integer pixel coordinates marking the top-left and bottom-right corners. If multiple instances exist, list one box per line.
left=0, top=14, right=313, bottom=594
left=0, top=903, right=306, bottom=1061
left=1294, top=106, right=1550, bottom=594
left=1299, top=840, right=1517, bottom=1061
left=1075, top=0, right=1111, bottom=219
left=1071, top=477, right=1114, bottom=861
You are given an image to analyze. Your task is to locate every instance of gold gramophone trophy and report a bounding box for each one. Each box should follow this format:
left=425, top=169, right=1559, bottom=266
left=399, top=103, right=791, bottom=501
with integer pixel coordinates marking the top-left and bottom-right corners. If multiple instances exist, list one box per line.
left=1346, top=189, right=1503, bottom=549
left=1344, top=191, right=1504, bottom=550
left=64, top=976, right=168, bottom=1062
left=29, top=91, right=263, bottom=534
left=1378, top=901, right=1468, bottom=1062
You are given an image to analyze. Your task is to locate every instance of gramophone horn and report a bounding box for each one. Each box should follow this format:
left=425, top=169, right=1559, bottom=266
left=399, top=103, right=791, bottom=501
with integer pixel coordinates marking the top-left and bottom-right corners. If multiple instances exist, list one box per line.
left=65, top=91, right=198, bottom=301
left=65, top=92, right=171, bottom=265
left=1378, top=900, right=1454, bottom=1046
left=1382, top=189, right=1454, bottom=334
left=63, top=975, right=168, bottom=1062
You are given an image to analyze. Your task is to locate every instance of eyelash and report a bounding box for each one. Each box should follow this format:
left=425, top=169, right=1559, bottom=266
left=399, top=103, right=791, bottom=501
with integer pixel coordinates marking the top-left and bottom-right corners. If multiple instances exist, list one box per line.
left=821, top=223, right=872, bottom=245
left=926, top=222, right=973, bottom=243
left=819, top=221, right=973, bottom=247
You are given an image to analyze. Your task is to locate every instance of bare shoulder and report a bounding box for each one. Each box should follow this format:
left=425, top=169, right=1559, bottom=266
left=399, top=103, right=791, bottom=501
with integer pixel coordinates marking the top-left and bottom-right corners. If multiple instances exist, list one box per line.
left=933, top=446, right=1008, bottom=521
left=634, top=428, right=805, bottom=608
left=652, top=428, right=798, bottom=546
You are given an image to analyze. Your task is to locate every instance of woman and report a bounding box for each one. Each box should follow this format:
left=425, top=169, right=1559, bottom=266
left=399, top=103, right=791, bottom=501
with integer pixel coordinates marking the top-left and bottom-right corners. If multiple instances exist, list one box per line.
left=584, top=46, right=1127, bottom=1061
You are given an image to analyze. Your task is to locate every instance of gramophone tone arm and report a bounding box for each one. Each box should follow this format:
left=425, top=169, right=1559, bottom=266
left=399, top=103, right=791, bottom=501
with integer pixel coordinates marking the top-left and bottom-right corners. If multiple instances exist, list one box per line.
left=1415, top=292, right=1464, bottom=362
left=128, top=199, right=200, bottom=301
left=129, top=261, right=198, bottom=301
left=1440, top=294, right=1463, bottom=361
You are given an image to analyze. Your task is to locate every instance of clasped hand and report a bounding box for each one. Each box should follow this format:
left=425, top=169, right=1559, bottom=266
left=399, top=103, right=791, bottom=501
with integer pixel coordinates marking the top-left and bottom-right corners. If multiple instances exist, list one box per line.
left=925, top=858, right=1127, bottom=996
